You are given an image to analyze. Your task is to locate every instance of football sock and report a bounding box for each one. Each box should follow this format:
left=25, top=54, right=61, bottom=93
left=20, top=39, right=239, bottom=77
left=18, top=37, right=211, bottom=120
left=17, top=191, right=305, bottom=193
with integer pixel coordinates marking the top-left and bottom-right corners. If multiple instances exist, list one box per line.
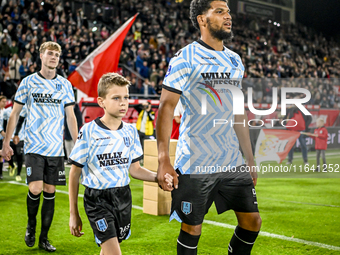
left=0, top=162, right=3, bottom=176
left=177, top=229, right=200, bottom=255
left=40, top=191, right=55, bottom=241
left=228, top=226, right=259, bottom=255
left=27, top=190, right=41, bottom=227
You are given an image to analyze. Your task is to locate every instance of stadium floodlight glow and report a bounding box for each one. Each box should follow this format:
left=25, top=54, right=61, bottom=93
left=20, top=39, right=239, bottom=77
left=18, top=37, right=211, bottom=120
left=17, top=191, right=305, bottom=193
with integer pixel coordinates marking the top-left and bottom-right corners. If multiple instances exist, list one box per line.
left=268, top=20, right=272, bottom=23
left=277, top=23, right=281, bottom=27
left=274, top=22, right=277, bottom=25
left=264, top=42, right=267, bottom=45
left=92, top=27, right=97, bottom=32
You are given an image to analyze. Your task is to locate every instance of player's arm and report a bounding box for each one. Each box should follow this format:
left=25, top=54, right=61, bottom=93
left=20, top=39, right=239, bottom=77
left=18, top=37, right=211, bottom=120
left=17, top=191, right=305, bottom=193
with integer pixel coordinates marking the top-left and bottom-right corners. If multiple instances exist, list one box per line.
left=69, top=164, right=84, bottom=237
left=233, top=113, right=258, bottom=186
left=156, top=89, right=180, bottom=190
left=129, top=161, right=174, bottom=187
left=1, top=102, right=23, bottom=160
left=13, top=116, right=26, bottom=144
left=65, top=105, right=78, bottom=143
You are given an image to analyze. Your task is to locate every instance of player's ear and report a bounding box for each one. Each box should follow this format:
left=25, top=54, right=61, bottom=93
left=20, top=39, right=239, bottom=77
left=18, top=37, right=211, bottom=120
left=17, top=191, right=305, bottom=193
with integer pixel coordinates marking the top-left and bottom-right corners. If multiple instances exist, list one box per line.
left=197, top=15, right=206, bottom=28
left=97, top=97, right=105, bottom=109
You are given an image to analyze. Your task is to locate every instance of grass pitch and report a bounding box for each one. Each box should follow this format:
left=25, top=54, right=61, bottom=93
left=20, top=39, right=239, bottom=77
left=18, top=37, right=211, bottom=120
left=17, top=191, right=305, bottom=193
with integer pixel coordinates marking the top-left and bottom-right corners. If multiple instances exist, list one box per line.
left=0, top=149, right=339, bottom=254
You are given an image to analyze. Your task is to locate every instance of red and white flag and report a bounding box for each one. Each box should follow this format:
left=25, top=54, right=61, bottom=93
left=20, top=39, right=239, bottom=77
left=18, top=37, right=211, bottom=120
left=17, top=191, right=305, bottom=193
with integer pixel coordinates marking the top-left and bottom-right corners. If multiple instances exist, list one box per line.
left=68, top=14, right=138, bottom=97
left=255, top=129, right=300, bottom=166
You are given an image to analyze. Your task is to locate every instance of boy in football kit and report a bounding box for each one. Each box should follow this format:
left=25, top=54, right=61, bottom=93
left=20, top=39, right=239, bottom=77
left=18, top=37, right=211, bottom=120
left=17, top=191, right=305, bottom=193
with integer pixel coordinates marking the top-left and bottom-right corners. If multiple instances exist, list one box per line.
left=156, top=1, right=261, bottom=254
left=68, top=73, right=173, bottom=255
left=1, top=42, right=79, bottom=252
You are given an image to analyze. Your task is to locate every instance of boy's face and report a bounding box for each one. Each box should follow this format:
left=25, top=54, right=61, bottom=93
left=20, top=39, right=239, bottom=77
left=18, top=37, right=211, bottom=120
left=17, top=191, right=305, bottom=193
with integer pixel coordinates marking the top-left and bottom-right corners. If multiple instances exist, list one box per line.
left=98, top=85, right=129, bottom=119
left=317, top=120, right=324, bottom=128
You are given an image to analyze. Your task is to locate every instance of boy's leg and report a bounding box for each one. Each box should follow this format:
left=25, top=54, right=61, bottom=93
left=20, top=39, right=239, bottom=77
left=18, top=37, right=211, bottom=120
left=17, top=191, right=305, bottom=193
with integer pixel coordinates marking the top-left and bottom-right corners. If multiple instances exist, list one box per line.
left=316, top=150, right=321, bottom=172
left=321, top=150, right=327, bottom=172
left=100, top=237, right=121, bottom=255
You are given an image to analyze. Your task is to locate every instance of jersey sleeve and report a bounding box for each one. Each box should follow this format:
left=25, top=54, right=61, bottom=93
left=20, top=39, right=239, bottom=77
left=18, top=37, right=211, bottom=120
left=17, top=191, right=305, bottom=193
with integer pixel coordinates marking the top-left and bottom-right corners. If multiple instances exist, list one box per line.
left=130, top=126, right=143, bottom=163
left=69, top=125, right=89, bottom=167
left=163, top=53, right=191, bottom=94
left=14, top=78, right=28, bottom=105
left=64, top=79, right=75, bottom=107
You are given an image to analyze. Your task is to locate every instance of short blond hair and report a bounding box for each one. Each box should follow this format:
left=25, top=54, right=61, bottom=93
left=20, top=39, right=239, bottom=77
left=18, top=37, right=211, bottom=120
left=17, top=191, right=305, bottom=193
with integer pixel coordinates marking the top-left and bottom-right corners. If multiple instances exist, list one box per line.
left=98, top=73, right=130, bottom=98
left=317, top=118, right=325, bottom=124
left=39, top=42, right=61, bottom=53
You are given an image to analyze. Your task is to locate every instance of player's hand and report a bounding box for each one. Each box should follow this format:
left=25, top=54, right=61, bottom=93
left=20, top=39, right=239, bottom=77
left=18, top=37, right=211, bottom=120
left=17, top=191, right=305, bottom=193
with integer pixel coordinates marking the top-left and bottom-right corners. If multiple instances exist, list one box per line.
left=69, top=213, right=84, bottom=237
left=13, top=135, right=20, bottom=145
left=157, top=161, right=179, bottom=191
left=247, top=160, right=258, bottom=186
left=1, top=143, right=14, bottom=161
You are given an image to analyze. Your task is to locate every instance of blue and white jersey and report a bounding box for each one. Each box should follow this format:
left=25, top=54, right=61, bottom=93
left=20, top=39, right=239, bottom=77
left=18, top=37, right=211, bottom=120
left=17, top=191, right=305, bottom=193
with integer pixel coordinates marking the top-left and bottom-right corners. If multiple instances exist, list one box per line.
left=3, top=106, right=27, bottom=141
left=163, top=40, right=245, bottom=175
left=69, top=118, right=143, bottom=189
left=14, top=72, right=75, bottom=156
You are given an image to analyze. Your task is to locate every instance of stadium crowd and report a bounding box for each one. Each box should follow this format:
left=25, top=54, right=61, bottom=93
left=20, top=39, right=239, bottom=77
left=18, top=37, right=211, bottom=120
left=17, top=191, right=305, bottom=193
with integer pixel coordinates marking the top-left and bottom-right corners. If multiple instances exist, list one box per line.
left=0, top=0, right=339, bottom=108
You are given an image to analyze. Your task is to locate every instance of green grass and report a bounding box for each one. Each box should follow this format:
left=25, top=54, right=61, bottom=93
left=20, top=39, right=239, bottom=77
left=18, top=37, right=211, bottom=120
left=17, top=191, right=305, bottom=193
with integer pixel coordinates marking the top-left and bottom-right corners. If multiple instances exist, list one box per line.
left=0, top=149, right=340, bottom=254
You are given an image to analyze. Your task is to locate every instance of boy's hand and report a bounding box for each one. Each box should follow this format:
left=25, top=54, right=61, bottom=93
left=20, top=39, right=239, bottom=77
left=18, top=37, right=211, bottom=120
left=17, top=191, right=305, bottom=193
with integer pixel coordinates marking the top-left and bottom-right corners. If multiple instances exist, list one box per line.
left=69, top=213, right=84, bottom=237
left=157, top=161, right=179, bottom=191
left=164, top=173, right=174, bottom=189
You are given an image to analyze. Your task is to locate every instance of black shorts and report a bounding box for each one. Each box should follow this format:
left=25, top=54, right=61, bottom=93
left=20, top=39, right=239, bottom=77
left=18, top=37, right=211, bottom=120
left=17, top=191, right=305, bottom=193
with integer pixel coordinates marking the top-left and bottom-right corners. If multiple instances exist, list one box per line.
left=84, top=185, right=132, bottom=245
left=0, top=139, right=3, bottom=149
left=170, top=165, right=259, bottom=225
left=25, top=153, right=66, bottom=185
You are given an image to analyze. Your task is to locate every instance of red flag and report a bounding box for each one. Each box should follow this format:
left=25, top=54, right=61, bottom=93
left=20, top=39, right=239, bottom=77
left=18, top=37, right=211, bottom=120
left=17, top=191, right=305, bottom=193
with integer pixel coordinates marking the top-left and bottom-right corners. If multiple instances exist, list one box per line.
left=255, top=129, right=301, bottom=166
left=68, top=14, right=138, bottom=97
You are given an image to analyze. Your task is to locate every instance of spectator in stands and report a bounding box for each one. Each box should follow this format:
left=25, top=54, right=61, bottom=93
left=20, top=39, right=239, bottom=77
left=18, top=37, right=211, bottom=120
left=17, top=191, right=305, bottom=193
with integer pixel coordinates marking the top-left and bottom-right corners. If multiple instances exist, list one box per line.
left=19, top=58, right=29, bottom=79
left=0, top=37, right=11, bottom=69
left=134, top=101, right=155, bottom=151
left=8, top=53, right=21, bottom=82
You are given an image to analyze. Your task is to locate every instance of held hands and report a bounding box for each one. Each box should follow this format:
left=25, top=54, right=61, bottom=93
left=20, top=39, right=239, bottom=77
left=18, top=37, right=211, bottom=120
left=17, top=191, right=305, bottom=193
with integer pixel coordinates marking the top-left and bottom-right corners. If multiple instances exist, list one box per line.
left=1, top=143, right=14, bottom=161
left=69, top=213, right=84, bottom=237
left=13, top=135, right=20, bottom=145
left=157, top=161, right=179, bottom=191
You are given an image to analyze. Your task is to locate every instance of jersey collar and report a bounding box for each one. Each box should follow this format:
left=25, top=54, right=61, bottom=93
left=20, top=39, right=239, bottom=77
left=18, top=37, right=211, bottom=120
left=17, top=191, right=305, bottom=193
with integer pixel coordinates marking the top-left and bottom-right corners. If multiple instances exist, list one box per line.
left=196, top=39, right=224, bottom=51
left=95, top=117, right=123, bottom=131
left=38, top=71, right=58, bottom=80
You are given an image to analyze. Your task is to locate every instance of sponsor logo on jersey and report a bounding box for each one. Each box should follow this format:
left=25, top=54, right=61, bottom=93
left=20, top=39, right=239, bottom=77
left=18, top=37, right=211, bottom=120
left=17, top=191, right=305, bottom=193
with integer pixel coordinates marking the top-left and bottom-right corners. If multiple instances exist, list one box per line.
left=201, top=56, right=216, bottom=60
left=96, top=152, right=129, bottom=167
left=32, top=93, right=61, bottom=104
left=96, top=218, right=108, bottom=232
left=200, top=72, right=241, bottom=87
left=181, top=201, right=192, bottom=215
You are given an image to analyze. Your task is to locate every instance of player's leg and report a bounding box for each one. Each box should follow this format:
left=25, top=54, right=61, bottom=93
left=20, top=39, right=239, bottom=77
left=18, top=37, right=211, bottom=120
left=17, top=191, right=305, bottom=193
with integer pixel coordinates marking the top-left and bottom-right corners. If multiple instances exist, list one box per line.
left=177, top=223, right=201, bottom=255
left=38, top=156, right=65, bottom=251
left=9, top=142, right=17, bottom=176
left=0, top=139, right=3, bottom=179
left=100, top=237, right=121, bottom=255
left=15, top=141, right=24, bottom=181
left=215, top=169, right=261, bottom=255
left=287, top=146, right=293, bottom=164
left=25, top=153, right=45, bottom=247
left=299, top=134, right=308, bottom=164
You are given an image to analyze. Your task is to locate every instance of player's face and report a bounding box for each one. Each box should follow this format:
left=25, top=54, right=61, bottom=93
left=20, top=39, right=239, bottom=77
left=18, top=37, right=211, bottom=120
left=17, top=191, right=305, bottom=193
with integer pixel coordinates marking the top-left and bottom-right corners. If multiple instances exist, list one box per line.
left=40, top=49, right=60, bottom=70
left=205, top=1, right=233, bottom=41
left=99, top=85, right=129, bottom=119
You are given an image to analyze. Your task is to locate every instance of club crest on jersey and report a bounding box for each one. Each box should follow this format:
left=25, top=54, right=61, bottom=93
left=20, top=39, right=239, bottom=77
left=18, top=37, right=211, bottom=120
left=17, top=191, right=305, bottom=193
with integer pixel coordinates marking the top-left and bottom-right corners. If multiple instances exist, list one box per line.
left=181, top=201, right=192, bottom=215
left=123, top=137, right=130, bottom=147
left=56, top=84, right=62, bottom=91
left=27, top=167, right=32, bottom=176
left=96, top=218, right=108, bottom=232
left=230, top=57, right=238, bottom=67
